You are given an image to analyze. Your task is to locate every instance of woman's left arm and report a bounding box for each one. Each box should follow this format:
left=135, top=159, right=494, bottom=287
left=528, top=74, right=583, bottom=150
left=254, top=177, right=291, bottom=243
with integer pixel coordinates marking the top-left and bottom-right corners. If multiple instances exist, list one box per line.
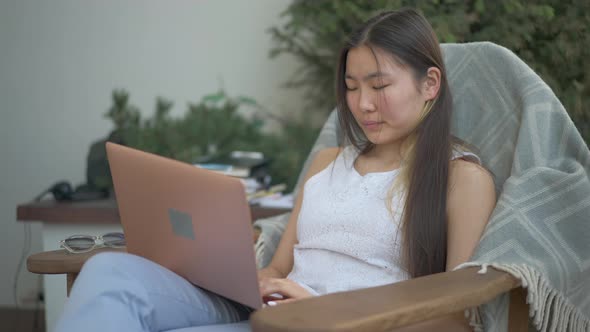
left=446, top=159, right=497, bottom=271
left=400, top=159, right=498, bottom=332
left=393, top=160, right=496, bottom=332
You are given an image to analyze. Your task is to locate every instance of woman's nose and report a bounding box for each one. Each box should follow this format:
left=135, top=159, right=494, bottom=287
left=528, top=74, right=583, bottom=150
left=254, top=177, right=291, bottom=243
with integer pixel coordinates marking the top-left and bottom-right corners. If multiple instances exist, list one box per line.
left=359, top=90, right=376, bottom=113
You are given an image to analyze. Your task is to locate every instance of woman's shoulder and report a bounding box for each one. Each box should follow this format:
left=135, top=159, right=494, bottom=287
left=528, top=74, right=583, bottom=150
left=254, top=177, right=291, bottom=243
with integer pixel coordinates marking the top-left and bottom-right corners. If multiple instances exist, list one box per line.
left=315, top=145, right=360, bottom=169
left=449, top=140, right=490, bottom=175
left=451, top=144, right=481, bottom=164
left=301, top=147, right=342, bottom=183
left=311, top=147, right=342, bottom=170
left=448, top=157, right=495, bottom=200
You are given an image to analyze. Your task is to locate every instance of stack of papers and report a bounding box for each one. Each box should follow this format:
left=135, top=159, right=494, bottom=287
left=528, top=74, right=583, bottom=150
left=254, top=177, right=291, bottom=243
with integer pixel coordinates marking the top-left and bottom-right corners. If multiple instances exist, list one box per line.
left=194, top=163, right=250, bottom=178
left=255, top=193, right=294, bottom=209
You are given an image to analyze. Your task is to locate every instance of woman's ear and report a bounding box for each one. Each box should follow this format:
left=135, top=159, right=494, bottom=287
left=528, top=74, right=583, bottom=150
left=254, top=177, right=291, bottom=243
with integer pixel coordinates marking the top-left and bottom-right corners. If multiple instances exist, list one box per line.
left=422, top=67, right=441, bottom=101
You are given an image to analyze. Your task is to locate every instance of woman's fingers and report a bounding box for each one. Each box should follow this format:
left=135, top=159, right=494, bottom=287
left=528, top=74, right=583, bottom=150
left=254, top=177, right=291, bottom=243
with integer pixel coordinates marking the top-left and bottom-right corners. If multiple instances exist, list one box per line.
left=266, top=297, right=298, bottom=307
left=259, top=278, right=313, bottom=302
left=262, top=293, right=284, bottom=303
left=259, top=278, right=292, bottom=296
left=258, top=277, right=285, bottom=296
left=273, top=298, right=297, bottom=305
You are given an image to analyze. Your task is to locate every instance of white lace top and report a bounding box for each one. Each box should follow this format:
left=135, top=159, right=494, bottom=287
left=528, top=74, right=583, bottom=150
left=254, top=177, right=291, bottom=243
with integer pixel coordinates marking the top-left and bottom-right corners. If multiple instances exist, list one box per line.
left=287, top=145, right=480, bottom=296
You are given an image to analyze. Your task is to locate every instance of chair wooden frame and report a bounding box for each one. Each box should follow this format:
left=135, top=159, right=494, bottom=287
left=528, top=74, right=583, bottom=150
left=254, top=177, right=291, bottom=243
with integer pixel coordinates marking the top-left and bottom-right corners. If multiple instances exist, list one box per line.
left=250, top=267, right=527, bottom=331
left=27, top=249, right=528, bottom=331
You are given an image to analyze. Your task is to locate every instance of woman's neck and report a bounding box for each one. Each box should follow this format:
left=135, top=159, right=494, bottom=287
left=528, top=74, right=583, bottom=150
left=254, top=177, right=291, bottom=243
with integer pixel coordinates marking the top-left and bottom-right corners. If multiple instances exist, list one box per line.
left=362, top=141, right=404, bottom=170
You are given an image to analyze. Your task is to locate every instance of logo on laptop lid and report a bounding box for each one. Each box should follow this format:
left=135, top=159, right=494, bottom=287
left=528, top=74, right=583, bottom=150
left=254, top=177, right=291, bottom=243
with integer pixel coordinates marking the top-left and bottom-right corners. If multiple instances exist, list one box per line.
left=168, top=208, right=195, bottom=240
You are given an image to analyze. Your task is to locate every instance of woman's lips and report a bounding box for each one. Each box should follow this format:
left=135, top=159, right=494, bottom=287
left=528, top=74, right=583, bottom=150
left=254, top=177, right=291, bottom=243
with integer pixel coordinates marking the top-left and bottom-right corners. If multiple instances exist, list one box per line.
left=363, top=121, right=383, bottom=131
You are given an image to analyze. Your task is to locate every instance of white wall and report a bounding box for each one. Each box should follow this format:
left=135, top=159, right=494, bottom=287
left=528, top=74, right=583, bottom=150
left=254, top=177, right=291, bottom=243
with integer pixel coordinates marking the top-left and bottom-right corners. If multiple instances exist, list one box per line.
left=0, top=0, right=301, bottom=308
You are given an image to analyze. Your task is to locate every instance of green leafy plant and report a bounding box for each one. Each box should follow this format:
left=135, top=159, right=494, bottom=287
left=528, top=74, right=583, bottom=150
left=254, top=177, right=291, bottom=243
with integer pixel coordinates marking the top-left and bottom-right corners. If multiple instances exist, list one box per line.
left=102, top=89, right=320, bottom=191
left=269, top=0, right=590, bottom=144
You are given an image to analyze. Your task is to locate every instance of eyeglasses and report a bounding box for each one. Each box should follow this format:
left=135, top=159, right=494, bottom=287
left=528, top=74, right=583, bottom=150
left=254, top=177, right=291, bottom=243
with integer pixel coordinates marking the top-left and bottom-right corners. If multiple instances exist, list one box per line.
left=59, top=232, right=126, bottom=254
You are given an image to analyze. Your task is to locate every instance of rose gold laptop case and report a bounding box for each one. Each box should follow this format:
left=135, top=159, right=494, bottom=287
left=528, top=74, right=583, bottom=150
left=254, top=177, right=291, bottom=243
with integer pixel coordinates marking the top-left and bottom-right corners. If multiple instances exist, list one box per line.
left=106, top=142, right=262, bottom=309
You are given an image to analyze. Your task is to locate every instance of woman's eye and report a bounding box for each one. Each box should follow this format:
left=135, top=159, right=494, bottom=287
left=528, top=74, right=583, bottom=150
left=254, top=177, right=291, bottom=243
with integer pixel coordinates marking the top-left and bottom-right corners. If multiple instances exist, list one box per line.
left=373, top=84, right=390, bottom=90
left=346, top=87, right=358, bottom=91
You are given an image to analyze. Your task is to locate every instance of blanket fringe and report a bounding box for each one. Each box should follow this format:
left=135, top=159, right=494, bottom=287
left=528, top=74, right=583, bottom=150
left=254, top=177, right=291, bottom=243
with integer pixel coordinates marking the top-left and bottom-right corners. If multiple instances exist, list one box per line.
left=457, top=263, right=590, bottom=332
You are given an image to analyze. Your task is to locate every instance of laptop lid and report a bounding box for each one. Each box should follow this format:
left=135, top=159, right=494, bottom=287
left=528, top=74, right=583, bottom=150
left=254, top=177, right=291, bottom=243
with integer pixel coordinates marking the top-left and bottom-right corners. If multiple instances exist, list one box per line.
left=106, top=142, right=262, bottom=309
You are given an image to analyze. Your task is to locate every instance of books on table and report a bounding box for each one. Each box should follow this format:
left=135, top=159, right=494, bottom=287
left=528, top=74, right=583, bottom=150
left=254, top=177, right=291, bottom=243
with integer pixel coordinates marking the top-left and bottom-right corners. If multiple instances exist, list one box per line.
left=195, top=151, right=292, bottom=208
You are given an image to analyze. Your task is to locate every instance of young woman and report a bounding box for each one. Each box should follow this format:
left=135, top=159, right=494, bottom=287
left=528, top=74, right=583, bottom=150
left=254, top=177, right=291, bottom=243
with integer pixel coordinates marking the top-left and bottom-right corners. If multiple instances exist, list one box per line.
left=56, top=8, right=495, bottom=332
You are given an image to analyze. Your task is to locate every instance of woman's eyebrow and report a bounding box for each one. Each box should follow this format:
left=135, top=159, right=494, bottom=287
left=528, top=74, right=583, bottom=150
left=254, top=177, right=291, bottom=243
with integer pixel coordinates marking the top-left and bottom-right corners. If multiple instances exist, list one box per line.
left=345, top=72, right=392, bottom=81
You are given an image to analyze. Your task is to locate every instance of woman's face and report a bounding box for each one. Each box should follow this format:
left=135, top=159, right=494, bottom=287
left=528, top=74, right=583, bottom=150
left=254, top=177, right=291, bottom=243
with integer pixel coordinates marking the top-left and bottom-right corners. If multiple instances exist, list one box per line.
left=345, top=45, right=432, bottom=147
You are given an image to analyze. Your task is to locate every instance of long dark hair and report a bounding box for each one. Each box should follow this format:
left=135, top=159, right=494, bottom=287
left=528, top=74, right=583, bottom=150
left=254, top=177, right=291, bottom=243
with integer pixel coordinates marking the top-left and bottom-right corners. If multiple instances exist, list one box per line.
left=335, top=8, right=454, bottom=278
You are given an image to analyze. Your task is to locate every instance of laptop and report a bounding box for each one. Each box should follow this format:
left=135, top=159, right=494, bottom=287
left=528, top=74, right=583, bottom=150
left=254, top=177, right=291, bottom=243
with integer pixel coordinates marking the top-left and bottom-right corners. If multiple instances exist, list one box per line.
left=106, top=142, right=263, bottom=309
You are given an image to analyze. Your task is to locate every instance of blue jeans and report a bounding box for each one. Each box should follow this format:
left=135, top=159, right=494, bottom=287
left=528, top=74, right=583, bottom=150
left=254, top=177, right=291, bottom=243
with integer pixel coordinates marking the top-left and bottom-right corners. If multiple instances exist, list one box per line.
left=55, top=252, right=252, bottom=332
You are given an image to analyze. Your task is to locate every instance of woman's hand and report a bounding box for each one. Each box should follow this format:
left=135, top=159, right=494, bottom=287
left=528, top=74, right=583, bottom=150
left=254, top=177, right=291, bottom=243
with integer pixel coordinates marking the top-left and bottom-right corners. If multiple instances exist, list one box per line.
left=259, top=277, right=313, bottom=305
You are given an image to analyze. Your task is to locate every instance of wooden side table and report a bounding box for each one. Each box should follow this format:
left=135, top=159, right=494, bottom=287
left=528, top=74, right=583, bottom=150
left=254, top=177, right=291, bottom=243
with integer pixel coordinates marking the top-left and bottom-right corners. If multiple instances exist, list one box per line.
left=17, top=198, right=290, bottom=224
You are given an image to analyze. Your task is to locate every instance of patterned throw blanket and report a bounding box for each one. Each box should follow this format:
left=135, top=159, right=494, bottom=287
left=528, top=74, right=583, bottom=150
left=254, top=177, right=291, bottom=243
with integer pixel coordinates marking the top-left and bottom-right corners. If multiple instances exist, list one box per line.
left=447, top=42, right=590, bottom=332
left=254, top=42, right=590, bottom=331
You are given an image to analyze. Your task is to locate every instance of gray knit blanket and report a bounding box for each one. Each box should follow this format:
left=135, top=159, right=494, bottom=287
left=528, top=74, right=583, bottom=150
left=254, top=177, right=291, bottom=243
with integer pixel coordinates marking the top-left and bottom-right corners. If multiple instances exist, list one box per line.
left=447, top=42, right=590, bottom=332
left=254, top=42, right=590, bottom=332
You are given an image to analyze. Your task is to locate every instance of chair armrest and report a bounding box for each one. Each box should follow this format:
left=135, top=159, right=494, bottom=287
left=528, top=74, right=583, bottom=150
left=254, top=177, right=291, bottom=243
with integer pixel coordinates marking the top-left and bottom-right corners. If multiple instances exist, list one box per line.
left=27, top=229, right=263, bottom=296
left=27, top=229, right=263, bottom=276
left=27, top=247, right=126, bottom=275
left=251, top=266, right=520, bottom=332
